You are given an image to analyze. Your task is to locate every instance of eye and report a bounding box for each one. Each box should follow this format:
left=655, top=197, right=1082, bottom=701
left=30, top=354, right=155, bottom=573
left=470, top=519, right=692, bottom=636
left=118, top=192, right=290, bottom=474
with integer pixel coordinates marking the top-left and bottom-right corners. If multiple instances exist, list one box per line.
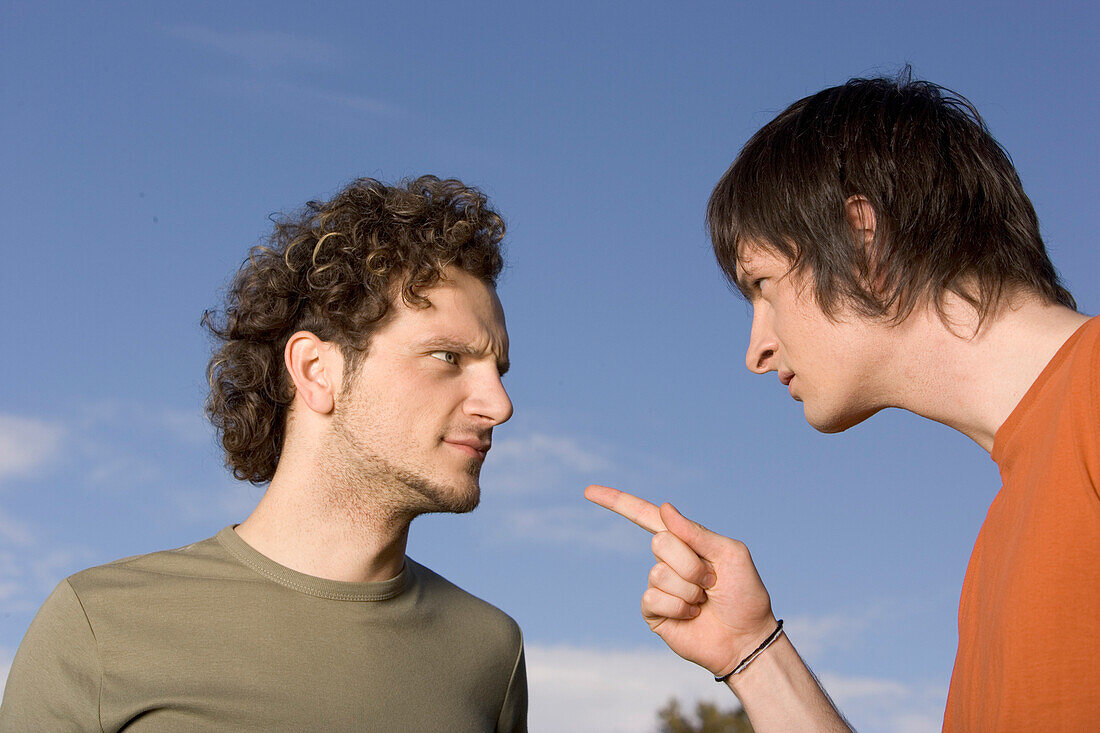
left=430, top=351, right=459, bottom=365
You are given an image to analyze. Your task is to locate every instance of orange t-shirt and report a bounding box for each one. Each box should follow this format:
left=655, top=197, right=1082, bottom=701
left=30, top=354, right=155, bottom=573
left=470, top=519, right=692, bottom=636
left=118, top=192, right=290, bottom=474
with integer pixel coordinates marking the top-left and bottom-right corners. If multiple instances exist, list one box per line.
left=943, top=316, right=1100, bottom=731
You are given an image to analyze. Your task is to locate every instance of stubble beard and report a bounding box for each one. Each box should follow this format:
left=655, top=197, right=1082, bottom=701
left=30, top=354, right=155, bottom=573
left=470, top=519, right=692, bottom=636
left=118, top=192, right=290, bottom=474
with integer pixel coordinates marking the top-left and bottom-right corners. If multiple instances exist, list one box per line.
left=325, top=410, right=482, bottom=523
left=388, top=458, right=482, bottom=516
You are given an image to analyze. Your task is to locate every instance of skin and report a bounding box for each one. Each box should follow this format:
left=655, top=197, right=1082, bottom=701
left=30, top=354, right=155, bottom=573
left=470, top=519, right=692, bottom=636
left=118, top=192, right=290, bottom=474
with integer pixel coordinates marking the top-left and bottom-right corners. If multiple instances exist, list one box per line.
left=588, top=200, right=1090, bottom=731
left=236, top=267, right=512, bottom=583
left=737, top=242, right=899, bottom=433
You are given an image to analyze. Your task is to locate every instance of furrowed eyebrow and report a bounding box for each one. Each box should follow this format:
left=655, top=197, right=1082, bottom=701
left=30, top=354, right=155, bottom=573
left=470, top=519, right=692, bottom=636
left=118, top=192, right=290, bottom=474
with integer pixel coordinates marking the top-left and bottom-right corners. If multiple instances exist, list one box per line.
left=732, top=266, right=756, bottom=300
left=418, top=338, right=510, bottom=376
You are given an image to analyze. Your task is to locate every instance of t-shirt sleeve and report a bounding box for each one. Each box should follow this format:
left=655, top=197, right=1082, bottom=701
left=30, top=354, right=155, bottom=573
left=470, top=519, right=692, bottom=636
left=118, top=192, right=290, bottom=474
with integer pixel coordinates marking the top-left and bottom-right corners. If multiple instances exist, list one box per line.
left=0, top=579, right=102, bottom=732
left=495, top=634, right=528, bottom=733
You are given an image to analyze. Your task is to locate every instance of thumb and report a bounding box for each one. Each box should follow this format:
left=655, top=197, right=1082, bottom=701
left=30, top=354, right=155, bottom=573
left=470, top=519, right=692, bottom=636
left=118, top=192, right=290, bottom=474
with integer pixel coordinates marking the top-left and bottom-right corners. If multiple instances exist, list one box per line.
left=659, top=502, right=730, bottom=561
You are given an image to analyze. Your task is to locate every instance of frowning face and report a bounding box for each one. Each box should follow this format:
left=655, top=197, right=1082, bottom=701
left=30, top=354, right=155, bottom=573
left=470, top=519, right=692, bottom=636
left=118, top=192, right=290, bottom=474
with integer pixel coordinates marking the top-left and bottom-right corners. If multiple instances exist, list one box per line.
left=328, top=267, right=512, bottom=515
left=736, top=243, right=896, bottom=433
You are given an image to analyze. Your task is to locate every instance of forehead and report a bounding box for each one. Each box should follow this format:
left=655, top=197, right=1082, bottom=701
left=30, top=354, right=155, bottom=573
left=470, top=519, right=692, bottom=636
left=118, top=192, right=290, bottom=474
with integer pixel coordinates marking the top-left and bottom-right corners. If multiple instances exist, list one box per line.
left=384, top=268, right=508, bottom=346
left=733, top=241, right=795, bottom=296
left=736, top=240, right=792, bottom=272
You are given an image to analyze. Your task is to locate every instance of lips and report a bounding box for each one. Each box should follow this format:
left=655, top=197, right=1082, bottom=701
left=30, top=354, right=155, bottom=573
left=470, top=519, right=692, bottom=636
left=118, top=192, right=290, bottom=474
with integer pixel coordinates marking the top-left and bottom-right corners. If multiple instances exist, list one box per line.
left=778, top=371, right=795, bottom=386
left=443, top=438, right=491, bottom=459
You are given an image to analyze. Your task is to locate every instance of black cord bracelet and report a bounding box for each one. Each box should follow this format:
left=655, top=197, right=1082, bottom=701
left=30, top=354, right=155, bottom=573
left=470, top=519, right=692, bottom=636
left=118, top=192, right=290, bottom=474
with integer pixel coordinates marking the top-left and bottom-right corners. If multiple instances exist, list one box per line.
left=714, top=619, right=784, bottom=683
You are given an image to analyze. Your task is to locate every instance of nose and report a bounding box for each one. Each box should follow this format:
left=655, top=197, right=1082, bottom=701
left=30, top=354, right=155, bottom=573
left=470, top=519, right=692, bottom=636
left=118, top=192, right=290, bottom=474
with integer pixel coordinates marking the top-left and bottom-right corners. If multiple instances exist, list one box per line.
left=466, top=369, right=514, bottom=426
left=745, top=304, right=779, bottom=374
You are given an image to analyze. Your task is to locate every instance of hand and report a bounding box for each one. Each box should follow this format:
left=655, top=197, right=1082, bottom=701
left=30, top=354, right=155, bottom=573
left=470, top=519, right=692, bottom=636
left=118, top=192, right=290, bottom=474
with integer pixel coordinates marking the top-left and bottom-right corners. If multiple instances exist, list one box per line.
left=585, top=484, right=777, bottom=677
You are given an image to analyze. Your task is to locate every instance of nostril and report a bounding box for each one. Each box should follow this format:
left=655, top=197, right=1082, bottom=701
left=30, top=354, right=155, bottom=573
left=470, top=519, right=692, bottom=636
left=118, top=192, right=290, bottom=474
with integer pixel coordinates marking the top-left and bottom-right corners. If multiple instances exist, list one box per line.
left=749, top=347, right=775, bottom=373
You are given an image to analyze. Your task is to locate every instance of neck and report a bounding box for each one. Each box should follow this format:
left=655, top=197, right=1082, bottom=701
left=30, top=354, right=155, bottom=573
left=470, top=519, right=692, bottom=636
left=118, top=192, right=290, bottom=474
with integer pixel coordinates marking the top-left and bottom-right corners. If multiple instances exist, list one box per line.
left=235, top=444, right=413, bottom=582
left=885, top=296, right=1089, bottom=453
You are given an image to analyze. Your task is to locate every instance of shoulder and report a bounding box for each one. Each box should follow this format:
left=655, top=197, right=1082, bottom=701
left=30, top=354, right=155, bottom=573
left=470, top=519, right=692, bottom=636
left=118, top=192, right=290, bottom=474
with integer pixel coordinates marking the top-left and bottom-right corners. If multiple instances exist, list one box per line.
left=1061, top=315, right=1100, bottom=400
left=1073, top=314, right=1100, bottom=352
left=64, top=529, right=249, bottom=607
left=405, top=558, right=522, bottom=644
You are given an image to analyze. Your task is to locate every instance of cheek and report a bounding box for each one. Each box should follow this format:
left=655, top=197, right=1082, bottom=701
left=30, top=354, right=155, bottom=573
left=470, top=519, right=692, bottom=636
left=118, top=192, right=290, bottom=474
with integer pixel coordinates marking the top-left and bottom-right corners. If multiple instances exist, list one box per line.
left=403, top=376, right=467, bottom=416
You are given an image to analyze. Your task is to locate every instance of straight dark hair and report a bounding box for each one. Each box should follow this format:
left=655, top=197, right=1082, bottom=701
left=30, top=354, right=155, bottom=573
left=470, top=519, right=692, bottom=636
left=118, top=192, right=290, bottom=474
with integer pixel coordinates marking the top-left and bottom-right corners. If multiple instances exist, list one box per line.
left=708, top=70, right=1075, bottom=325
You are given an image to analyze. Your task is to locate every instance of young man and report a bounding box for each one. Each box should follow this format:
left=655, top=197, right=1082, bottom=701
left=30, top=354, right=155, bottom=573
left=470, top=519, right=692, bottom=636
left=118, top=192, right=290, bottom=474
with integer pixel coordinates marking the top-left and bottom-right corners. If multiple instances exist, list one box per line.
left=588, top=75, right=1099, bottom=730
left=1, top=177, right=527, bottom=731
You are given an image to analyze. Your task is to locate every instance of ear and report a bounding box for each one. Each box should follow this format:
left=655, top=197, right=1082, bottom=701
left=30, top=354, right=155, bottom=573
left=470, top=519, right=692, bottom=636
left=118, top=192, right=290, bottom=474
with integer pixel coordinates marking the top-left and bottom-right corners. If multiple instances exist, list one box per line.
left=845, top=195, right=890, bottom=297
left=284, top=331, right=343, bottom=415
left=844, top=195, right=877, bottom=246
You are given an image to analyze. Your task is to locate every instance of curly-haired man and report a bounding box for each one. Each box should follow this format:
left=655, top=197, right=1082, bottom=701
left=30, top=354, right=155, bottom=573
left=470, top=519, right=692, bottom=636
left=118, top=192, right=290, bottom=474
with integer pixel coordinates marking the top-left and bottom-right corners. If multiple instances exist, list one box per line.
left=2, top=177, right=527, bottom=731
left=589, top=74, right=1099, bottom=730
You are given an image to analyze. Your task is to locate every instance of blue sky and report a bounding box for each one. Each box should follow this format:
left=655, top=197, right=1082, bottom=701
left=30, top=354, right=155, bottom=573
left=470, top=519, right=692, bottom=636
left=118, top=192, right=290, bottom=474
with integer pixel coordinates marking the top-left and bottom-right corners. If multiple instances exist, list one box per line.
left=2, top=2, right=1098, bottom=731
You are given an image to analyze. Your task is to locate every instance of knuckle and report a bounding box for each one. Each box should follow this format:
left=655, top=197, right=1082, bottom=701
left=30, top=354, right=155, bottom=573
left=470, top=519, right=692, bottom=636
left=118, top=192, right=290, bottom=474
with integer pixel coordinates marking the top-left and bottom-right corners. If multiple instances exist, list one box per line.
left=648, top=564, right=665, bottom=585
left=722, top=539, right=749, bottom=563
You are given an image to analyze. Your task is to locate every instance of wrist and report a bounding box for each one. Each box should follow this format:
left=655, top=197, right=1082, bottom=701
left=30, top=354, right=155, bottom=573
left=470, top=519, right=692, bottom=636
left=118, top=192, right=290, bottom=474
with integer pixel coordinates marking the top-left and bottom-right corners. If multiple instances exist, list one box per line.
left=722, top=633, right=852, bottom=732
left=714, top=618, right=784, bottom=682
left=723, top=628, right=794, bottom=697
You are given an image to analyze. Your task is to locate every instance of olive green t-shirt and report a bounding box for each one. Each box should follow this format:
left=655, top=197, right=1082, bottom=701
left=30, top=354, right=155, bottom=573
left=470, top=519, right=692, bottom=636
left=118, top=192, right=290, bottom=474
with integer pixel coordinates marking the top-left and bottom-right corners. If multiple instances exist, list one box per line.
left=0, top=527, right=527, bottom=732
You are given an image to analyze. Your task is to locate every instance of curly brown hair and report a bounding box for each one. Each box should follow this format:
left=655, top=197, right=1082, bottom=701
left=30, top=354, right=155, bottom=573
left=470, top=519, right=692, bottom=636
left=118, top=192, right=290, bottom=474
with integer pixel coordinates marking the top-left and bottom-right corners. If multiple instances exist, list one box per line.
left=202, top=176, right=506, bottom=484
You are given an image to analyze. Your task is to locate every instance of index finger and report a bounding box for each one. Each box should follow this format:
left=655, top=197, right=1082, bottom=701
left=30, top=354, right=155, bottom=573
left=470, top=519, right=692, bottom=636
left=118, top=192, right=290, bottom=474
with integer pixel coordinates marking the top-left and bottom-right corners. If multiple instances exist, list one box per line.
left=584, top=485, right=667, bottom=534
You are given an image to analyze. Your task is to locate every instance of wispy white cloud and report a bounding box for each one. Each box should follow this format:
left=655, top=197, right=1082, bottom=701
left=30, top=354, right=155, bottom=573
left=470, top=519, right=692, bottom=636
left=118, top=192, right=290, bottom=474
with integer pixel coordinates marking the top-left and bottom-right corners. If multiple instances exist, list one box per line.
left=168, top=24, right=340, bottom=70
left=0, top=509, right=34, bottom=548
left=493, top=433, right=611, bottom=473
left=526, top=641, right=946, bottom=733
left=820, top=674, right=947, bottom=732
left=201, top=74, right=407, bottom=121
left=483, top=431, right=613, bottom=496
left=0, top=539, right=96, bottom=615
left=76, top=401, right=209, bottom=443
left=155, top=408, right=213, bottom=446
left=0, top=414, right=64, bottom=484
left=166, top=479, right=266, bottom=527
left=167, top=24, right=405, bottom=121
left=526, top=642, right=722, bottom=733
left=0, top=403, right=220, bottom=498
left=500, top=505, right=642, bottom=552
left=785, top=610, right=874, bottom=659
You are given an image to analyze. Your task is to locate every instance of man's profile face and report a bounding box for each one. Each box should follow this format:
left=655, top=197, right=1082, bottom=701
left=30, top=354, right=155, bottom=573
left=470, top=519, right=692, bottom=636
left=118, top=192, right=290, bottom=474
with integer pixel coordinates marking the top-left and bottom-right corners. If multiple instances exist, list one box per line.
left=327, top=266, right=512, bottom=514
left=736, top=243, right=897, bottom=433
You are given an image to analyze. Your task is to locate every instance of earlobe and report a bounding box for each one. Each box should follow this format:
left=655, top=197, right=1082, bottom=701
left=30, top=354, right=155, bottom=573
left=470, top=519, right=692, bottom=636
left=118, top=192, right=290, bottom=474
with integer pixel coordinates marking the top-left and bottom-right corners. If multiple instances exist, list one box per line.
left=284, top=332, right=339, bottom=415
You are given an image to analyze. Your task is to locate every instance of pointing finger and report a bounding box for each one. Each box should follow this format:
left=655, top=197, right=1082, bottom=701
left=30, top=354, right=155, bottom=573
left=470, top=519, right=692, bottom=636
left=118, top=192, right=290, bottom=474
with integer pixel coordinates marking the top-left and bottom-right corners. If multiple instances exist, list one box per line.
left=584, top=485, right=666, bottom=534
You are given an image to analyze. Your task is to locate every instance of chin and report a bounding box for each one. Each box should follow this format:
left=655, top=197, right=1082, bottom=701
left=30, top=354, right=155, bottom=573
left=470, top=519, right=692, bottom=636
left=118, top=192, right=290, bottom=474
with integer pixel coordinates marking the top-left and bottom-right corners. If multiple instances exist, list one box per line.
left=804, top=403, right=882, bottom=434
left=397, top=468, right=482, bottom=516
left=427, top=475, right=482, bottom=514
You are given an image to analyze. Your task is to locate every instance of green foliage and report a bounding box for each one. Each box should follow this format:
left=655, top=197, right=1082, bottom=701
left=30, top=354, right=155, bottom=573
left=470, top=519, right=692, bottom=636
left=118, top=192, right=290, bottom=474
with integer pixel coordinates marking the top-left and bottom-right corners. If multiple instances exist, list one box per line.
left=657, top=697, right=754, bottom=733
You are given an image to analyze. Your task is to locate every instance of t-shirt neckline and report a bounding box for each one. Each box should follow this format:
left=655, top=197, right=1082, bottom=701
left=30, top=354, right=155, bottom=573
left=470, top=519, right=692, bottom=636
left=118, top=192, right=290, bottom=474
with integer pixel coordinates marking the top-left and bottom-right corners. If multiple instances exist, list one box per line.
left=215, top=525, right=410, bottom=602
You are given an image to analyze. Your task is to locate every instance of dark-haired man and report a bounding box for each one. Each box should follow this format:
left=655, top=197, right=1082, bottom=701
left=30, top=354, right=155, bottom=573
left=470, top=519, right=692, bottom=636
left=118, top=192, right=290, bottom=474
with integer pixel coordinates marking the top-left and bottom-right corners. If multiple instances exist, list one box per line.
left=589, top=75, right=1098, bottom=730
left=2, top=177, right=527, bottom=731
